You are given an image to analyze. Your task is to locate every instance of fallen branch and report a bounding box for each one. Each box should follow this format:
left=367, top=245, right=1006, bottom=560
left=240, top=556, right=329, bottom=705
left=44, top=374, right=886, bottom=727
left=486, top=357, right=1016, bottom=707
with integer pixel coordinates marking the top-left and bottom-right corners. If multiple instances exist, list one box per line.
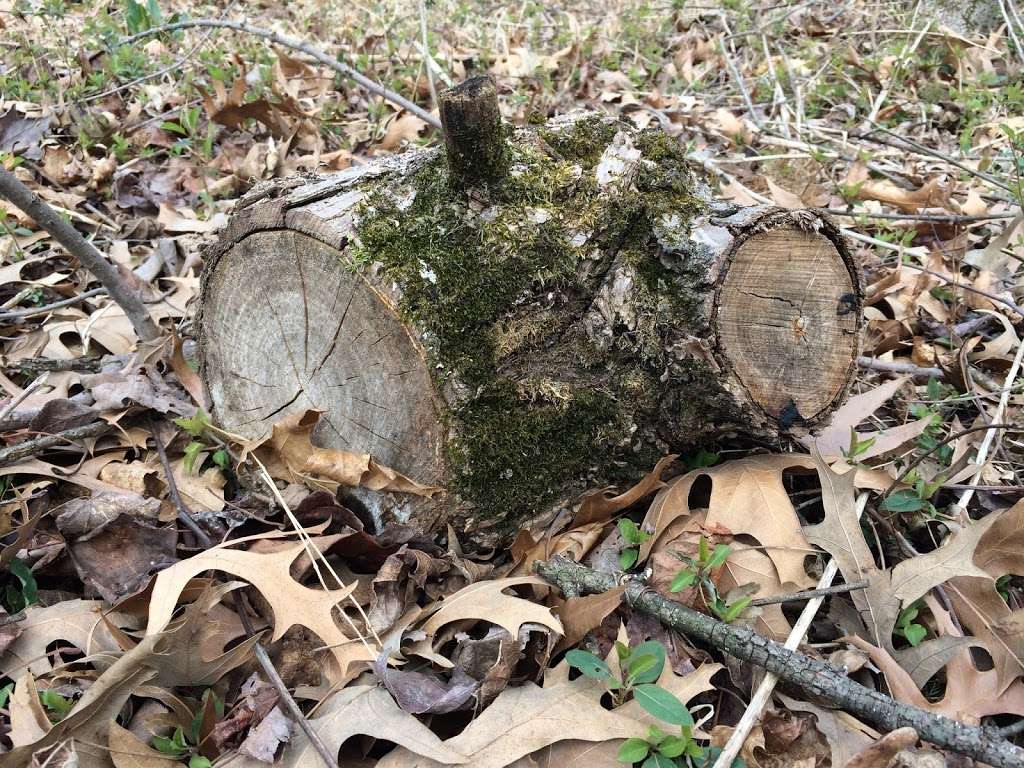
left=0, top=420, right=114, bottom=466
left=117, top=19, right=440, bottom=129
left=0, top=169, right=161, bottom=342
left=535, top=556, right=1024, bottom=768
left=749, top=579, right=869, bottom=607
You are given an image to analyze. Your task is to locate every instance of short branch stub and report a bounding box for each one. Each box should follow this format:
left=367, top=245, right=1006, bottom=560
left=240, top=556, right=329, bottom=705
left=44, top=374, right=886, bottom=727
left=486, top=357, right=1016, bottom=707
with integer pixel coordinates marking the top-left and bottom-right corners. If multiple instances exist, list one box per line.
left=439, top=75, right=508, bottom=189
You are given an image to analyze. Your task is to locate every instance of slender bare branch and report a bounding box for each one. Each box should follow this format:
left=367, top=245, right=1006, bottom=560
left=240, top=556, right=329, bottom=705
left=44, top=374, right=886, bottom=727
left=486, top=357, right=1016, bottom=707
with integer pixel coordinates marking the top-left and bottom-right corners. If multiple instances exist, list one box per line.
left=0, top=168, right=161, bottom=341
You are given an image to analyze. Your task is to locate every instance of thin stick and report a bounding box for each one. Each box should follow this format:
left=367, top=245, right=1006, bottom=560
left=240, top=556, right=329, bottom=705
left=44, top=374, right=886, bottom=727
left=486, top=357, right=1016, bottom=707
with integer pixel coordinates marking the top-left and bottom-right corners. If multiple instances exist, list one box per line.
left=881, top=423, right=1021, bottom=500
left=0, top=169, right=160, bottom=342
left=713, top=492, right=869, bottom=768
left=0, top=288, right=107, bottom=322
left=822, top=208, right=1017, bottom=223
left=418, top=0, right=439, bottom=110
left=953, top=338, right=1024, bottom=514
left=117, top=20, right=440, bottom=129
left=0, top=421, right=114, bottom=466
left=0, top=373, right=48, bottom=422
left=717, top=16, right=761, bottom=128
left=249, top=453, right=381, bottom=650
left=857, top=356, right=943, bottom=380
left=537, top=556, right=1024, bottom=768
left=149, top=416, right=213, bottom=547
left=749, top=579, right=869, bottom=607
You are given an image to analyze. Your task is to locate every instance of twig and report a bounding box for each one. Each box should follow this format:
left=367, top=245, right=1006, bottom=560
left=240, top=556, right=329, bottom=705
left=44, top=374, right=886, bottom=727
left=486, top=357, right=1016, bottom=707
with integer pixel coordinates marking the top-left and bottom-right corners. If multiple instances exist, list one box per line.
left=749, top=579, right=870, bottom=607
left=237, top=595, right=340, bottom=768
left=418, top=0, right=439, bottom=110
left=536, top=556, right=1024, bottom=768
left=0, top=421, right=114, bottom=466
left=0, top=373, right=48, bottom=422
left=953, top=337, right=1024, bottom=514
left=117, top=19, right=440, bottom=129
left=714, top=492, right=869, bottom=768
left=881, top=423, right=1021, bottom=500
left=822, top=208, right=1017, bottom=223
left=998, top=0, right=1024, bottom=62
left=149, top=416, right=213, bottom=547
left=717, top=17, right=761, bottom=128
left=857, top=356, right=943, bottom=380
left=0, top=288, right=107, bottom=322
left=2, top=357, right=102, bottom=375
left=0, top=168, right=161, bottom=342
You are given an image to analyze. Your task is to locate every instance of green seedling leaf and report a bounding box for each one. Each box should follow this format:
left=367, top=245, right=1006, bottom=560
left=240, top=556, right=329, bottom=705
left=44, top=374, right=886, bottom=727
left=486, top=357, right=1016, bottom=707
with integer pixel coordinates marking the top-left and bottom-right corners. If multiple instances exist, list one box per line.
left=189, top=757, right=212, bottom=768
left=641, top=754, right=676, bottom=768
left=633, top=684, right=693, bottom=726
left=626, top=653, right=658, bottom=683
left=903, top=623, right=927, bottom=646
left=723, top=596, right=752, bottom=623
left=0, top=683, right=12, bottom=707
left=617, top=738, right=651, bottom=764
left=39, top=690, right=73, bottom=720
left=9, top=558, right=37, bottom=607
left=174, top=409, right=211, bottom=438
left=657, top=734, right=687, bottom=758
left=628, top=641, right=666, bottom=684
left=183, top=441, right=204, bottom=474
left=565, top=649, right=612, bottom=681
left=706, top=544, right=732, bottom=569
left=212, top=449, right=230, bottom=469
left=882, top=490, right=928, bottom=513
left=669, top=569, right=697, bottom=592
left=620, top=548, right=639, bottom=570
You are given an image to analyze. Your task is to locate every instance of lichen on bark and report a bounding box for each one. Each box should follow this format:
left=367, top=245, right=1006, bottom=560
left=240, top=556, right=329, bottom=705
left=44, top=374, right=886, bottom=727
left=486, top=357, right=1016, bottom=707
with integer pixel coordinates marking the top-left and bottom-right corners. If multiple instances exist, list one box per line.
left=352, top=114, right=710, bottom=527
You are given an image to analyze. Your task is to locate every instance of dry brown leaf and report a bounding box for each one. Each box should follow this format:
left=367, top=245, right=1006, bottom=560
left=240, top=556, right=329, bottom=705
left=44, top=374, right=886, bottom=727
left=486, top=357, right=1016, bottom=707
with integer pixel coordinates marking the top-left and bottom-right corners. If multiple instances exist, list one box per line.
left=641, top=455, right=818, bottom=589
left=779, top=695, right=877, bottom=766
left=220, top=686, right=467, bottom=768
left=802, top=376, right=909, bottom=457
left=1, top=599, right=133, bottom=681
left=575, top=454, right=676, bottom=525
left=766, top=178, right=804, bottom=209
left=259, top=410, right=440, bottom=497
left=109, top=722, right=180, bottom=768
left=146, top=535, right=374, bottom=680
left=379, top=113, right=428, bottom=151
left=418, top=576, right=563, bottom=639
left=554, top=586, right=625, bottom=651
left=855, top=177, right=950, bottom=213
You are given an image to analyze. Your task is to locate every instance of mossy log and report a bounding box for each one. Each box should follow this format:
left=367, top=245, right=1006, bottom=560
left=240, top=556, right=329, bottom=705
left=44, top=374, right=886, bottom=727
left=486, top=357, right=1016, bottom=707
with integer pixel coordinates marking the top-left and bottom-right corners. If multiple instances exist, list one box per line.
left=199, top=106, right=862, bottom=543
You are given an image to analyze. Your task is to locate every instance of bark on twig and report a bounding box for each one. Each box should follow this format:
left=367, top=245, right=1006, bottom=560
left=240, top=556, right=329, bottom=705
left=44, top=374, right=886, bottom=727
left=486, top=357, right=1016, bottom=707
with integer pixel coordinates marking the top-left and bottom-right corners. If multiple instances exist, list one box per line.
left=0, top=169, right=161, bottom=342
left=117, top=20, right=440, bottom=129
left=0, top=421, right=114, bottom=466
left=749, top=579, right=869, bottom=607
left=535, top=556, right=1024, bottom=768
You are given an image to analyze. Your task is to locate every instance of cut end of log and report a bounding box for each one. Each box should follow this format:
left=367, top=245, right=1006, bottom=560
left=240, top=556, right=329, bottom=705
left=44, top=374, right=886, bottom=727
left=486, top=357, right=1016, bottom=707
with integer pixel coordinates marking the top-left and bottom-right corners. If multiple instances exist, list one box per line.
left=439, top=75, right=507, bottom=190
left=716, top=212, right=860, bottom=426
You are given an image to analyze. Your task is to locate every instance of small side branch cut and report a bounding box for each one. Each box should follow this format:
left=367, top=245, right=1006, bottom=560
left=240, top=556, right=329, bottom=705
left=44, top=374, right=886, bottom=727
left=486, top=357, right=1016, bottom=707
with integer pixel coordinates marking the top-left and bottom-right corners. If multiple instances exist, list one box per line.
left=0, top=168, right=161, bottom=342
left=535, top=556, right=1024, bottom=768
left=439, top=75, right=508, bottom=190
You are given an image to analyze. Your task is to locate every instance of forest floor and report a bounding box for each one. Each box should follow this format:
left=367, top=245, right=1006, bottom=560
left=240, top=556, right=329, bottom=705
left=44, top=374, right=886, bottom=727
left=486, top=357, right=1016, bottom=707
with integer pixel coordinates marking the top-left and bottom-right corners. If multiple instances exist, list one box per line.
left=0, top=1, right=1023, bottom=766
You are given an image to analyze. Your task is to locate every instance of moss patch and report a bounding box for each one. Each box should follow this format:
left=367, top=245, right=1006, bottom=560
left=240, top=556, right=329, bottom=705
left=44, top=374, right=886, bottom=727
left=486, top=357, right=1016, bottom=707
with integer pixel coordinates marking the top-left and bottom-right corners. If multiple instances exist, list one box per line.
left=353, top=116, right=706, bottom=524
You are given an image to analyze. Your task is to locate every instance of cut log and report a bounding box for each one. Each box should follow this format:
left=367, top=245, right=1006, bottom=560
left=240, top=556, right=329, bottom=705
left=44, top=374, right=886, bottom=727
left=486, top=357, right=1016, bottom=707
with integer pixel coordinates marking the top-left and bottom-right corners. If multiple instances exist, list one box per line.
left=199, top=103, right=862, bottom=542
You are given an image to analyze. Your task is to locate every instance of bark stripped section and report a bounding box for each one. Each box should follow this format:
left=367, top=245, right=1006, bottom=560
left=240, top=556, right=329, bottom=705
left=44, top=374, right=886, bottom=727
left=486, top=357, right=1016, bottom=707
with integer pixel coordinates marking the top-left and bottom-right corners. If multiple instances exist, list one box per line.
left=199, top=114, right=862, bottom=540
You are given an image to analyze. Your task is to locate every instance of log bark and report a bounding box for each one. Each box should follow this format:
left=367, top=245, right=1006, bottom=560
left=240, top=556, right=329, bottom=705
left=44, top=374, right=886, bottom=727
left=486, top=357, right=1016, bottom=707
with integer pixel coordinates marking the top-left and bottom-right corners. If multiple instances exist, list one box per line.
left=536, top=556, right=1024, bottom=768
left=199, top=111, right=862, bottom=539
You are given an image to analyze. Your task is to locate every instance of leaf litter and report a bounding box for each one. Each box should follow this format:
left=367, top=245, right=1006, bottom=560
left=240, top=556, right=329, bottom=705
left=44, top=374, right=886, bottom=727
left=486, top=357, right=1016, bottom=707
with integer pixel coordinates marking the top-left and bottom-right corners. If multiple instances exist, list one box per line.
left=1, top=0, right=1023, bottom=766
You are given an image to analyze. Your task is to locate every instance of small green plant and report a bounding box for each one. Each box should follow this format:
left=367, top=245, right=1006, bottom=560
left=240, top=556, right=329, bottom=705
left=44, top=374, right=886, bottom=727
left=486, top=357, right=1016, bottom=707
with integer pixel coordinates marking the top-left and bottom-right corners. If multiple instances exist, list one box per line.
left=3, top=558, right=38, bottom=612
left=173, top=410, right=228, bottom=473
left=682, top=448, right=719, bottom=472
left=997, top=574, right=1012, bottom=603
left=0, top=682, right=13, bottom=707
left=123, top=0, right=163, bottom=35
left=565, top=640, right=703, bottom=766
left=152, top=689, right=221, bottom=763
left=882, top=472, right=944, bottom=517
left=894, top=599, right=927, bottom=647
left=39, top=689, right=74, bottom=722
left=618, top=519, right=651, bottom=570
left=841, top=428, right=876, bottom=461
left=668, top=537, right=751, bottom=624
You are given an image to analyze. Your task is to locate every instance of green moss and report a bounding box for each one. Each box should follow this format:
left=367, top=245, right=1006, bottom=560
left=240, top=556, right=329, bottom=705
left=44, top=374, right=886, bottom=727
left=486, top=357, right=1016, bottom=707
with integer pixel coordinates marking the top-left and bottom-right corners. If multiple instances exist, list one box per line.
left=353, top=117, right=707, bottom=525
left=449, top=383, right=616, bottom=528
left=538, top=114, right=619, bottom=167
